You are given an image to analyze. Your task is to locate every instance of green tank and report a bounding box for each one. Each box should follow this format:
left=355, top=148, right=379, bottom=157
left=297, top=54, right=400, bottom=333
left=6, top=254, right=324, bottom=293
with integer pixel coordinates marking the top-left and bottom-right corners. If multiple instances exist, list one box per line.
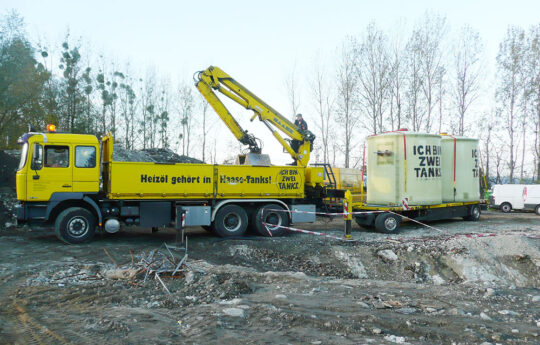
left=441, top=135, right=480, bottom=202
left=367, top=132, right=442, bottom=206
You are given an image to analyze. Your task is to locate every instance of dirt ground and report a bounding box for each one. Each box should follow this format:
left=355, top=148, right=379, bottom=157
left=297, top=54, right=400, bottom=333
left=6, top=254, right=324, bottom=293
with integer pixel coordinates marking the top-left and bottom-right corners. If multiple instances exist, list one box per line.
left=0, top=210, right=538, bottom=345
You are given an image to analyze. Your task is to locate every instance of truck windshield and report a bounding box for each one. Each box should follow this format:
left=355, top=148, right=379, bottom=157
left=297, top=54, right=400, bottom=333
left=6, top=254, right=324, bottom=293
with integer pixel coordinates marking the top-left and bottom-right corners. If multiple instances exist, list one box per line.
left=18, top=143, right=28, bottom=170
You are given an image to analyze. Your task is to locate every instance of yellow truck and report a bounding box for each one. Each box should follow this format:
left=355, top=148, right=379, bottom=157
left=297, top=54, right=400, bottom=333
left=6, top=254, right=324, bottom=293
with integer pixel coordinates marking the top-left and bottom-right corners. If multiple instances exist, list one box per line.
left=14, top=66, right=485, bottom=243
left=14, top=66, right=337, bottom=244
left=15, top=129, right=327, bottom=243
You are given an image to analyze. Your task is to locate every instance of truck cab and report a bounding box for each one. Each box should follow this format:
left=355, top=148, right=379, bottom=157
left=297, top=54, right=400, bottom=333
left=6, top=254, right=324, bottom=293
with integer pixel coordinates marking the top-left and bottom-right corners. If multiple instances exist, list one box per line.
left=16, top=127, right=101, bottom=242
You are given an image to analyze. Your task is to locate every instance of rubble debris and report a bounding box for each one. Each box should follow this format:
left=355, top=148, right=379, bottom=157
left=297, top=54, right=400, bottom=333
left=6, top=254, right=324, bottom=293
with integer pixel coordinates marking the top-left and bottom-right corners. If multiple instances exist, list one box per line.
left=103, top=268, right=139, bottom=280
left=112, top=146, right=203, bottom=164
left=384, top=335, right=406, bottom=343
left=155, top=272, right=171, bottom=294
left=480, top=312, right=492, bottom=320
left=377, top=249, right=398, bottom=261
left=222, top=307, right=245, bottom=317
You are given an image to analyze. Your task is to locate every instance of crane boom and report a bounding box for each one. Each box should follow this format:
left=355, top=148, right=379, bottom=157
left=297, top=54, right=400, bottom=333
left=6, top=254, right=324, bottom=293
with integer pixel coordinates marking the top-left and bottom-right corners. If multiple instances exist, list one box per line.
left=195, top=66, right=315, bottom=167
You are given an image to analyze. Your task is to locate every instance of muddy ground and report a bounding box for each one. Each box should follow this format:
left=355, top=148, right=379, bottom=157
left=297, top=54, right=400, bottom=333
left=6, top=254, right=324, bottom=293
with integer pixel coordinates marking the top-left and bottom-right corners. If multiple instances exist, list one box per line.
left=0, top=211, right=538, bottom=345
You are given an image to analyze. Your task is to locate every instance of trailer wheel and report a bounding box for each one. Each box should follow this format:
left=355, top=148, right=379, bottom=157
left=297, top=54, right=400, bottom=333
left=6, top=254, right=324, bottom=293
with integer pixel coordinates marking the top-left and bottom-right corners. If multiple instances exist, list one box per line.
left=374, top=213, right=401, bottom=234
left=54, top=207, right=97, bottom=244
left=252, top=204, right=288, bottom=237
left=214, top=205, right=248, bottom=237
left=535, top=205, right=540, bottom=216
left=464, top=205, right=481, bottom=221
left=500, top=202, right=512, bottom=213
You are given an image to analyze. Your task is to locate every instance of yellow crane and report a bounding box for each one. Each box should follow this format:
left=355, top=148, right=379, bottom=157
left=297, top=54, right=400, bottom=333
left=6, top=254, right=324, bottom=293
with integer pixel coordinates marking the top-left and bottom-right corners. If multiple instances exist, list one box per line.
left=195, top=66, right=315, bottom=167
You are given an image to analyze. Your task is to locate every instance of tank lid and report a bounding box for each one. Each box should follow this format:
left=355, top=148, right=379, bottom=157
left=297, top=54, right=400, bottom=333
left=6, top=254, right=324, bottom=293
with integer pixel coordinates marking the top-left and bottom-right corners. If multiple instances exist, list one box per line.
left=368, top=131, right=442, bottom=139
left=440, top=135, right=478, bottom=141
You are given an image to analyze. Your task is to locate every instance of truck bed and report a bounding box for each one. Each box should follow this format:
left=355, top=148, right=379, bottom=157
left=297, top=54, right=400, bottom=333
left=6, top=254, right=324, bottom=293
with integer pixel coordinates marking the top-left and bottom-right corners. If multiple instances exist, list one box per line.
left=105, top=161, right=306, bottom=199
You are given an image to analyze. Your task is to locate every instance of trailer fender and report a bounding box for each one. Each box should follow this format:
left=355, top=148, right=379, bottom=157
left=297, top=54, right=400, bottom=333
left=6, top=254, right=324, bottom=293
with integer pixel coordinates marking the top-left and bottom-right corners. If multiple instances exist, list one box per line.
left=211, top=199, right=290, bottom=222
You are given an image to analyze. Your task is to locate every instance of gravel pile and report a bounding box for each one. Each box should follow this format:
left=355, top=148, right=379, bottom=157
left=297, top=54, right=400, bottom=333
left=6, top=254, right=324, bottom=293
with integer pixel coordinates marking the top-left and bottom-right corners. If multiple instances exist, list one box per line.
left=113, top=146, right=203, bottom=164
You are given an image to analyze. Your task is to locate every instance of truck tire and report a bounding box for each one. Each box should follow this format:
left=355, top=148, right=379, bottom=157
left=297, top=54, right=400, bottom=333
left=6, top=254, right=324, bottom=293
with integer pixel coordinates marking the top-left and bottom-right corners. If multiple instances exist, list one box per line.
left=464, top=205, right=481, bottom=221
left=214, top=205, right=248, bottom=237
left=500, top=202, right=512, bottom=213
left=252, top=204, right=288, bottom=237
left=54, top=207, right=97, bottom=244
left=535, top=205, right=540, bottom=216
left=374, top=213, right=401, bottom=234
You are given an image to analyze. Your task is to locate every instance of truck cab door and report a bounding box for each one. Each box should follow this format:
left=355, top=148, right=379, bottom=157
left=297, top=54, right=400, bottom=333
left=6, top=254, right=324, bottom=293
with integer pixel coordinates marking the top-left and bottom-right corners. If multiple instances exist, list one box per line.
left=26, top=144, right=73, bottom=201
left=72, top=145, right=100, bottom=192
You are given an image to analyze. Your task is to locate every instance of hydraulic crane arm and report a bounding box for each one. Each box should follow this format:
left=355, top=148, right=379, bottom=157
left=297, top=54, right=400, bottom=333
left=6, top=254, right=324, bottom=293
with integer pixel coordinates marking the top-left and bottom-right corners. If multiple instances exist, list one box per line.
left=195, top=66, right=315, bottom=167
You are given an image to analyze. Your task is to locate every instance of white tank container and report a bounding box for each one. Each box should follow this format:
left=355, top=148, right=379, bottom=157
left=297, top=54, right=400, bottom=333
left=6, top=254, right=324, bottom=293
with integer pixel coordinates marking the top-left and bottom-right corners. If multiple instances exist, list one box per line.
left=441, top=136, right=480, bottom=202
left=367, top=132, right=442, bottom=206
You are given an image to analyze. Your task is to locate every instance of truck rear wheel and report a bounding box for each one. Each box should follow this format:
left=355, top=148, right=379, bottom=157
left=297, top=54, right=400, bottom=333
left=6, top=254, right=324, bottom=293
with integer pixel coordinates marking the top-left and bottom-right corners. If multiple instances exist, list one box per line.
left=252, top=204, right=288, bottom=237
left=374, top=213, right=401, bottom=234
left=214, top=205, right=248, bottom=237
left=500, top=202, right=512, bottom=213
left=535, top=205, right=540, bottom=216
left=464, top=205, right=481, bottom=221
left=54, top=207, right=97, bottom=244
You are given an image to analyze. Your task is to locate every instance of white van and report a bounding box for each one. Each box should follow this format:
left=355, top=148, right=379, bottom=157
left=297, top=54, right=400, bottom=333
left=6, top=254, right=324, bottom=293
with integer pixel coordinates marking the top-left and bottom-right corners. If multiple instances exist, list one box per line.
left=524, top=184, right=540, bottom=215
left=490, top=184, right=540, bottom=215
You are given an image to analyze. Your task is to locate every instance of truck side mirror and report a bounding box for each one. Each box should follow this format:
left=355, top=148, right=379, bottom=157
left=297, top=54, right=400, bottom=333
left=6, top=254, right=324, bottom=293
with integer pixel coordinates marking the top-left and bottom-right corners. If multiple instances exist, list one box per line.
left=31, top=144, right=42, bottom=170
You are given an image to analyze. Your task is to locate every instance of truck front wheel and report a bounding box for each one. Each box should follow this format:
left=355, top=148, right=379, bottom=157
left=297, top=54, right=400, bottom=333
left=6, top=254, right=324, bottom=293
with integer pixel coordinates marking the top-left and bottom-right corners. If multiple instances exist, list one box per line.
left=55, top=207, right=97, bottom=244
left=214, top=205, right=248, bottom=237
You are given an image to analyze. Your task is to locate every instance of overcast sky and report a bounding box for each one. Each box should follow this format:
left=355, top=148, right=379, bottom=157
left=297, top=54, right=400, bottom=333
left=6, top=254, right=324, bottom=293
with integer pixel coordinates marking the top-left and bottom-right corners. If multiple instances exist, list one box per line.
left=3, top=0, right=540, bottom=164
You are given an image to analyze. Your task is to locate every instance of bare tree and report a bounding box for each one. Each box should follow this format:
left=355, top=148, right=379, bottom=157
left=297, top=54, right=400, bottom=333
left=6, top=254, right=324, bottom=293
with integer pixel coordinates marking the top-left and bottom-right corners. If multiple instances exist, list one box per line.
left=405, top=34, right=423, bottom=131
left=492, top=134, right=507, bottom=184
left=157, top=79, right=170, bottom=148
left=199, top=95, right=211, bottom=162
left=309, top=54, right=334, bottom=164
left=177, top=82, right=194, bottom=156
left=437, top=66, right=446, bottom=133
left=388, top=26, right=406, bottom=130
left=479, top=110, right=497, bottom=188
left=118, top=71, right=136, bottom=149
left=336, top=39, right=359, bottom=168
left=496, top=26, right=525, bottom=183
left=354, top=23, right=391, bottom=134
left=108, top=70, right=124, bottom=137
left=139, top=69, right=156, bottom=149
left=527, top=24, right=540, bottom=182
left=284, top=63, right=301, bottom=119
left=453, top=25, right=483, bottom=135
left=415, top=13, right=448, bottom=132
